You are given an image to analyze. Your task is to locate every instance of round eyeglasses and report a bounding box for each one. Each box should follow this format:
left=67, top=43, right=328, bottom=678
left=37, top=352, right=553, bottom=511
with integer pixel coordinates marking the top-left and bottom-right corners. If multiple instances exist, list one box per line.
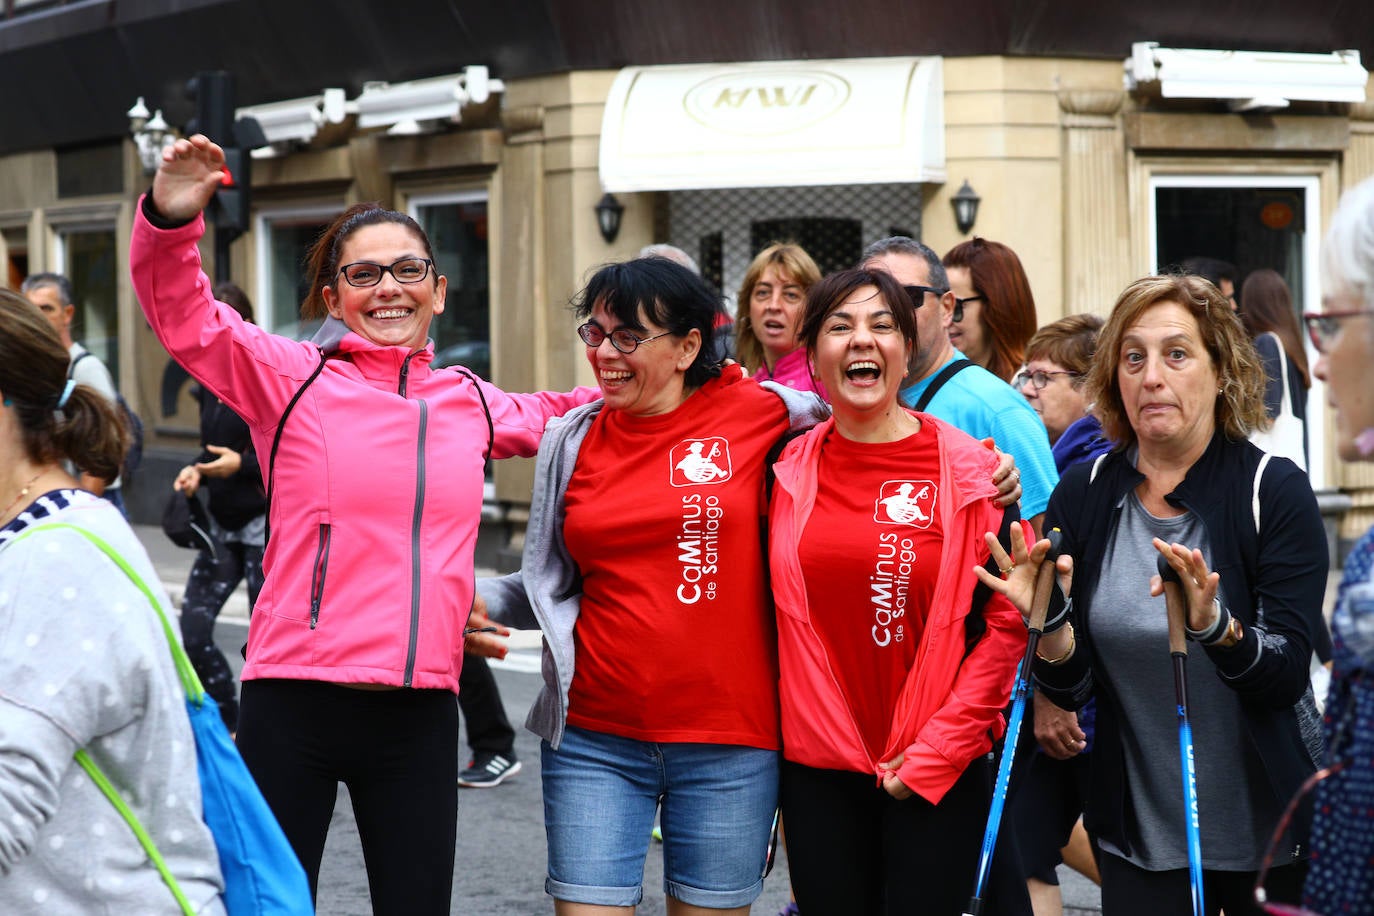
left=338, top=257, right=434, bottom=288
left=1014, top=369, right=1081, bottom=391
left=577, top=321, right=673, bottom=354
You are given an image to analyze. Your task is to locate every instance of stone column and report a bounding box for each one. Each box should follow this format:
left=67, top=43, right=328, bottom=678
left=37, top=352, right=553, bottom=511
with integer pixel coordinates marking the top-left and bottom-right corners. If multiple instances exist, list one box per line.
left=1058, top=89, right=1131, bottom=315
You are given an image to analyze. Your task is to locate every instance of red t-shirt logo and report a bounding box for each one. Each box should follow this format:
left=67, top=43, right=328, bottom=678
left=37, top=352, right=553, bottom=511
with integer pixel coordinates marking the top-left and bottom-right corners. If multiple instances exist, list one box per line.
left=670, top=437, right=732, bottom=486
left=874, top=480, right=936, bottom=528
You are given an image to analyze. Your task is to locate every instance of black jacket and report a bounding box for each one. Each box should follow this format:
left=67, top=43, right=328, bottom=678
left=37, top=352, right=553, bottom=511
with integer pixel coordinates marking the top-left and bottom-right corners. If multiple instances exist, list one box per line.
left=1036, top=432, right=1328, bottom=859
left=194, top=384, right=266, bottom=531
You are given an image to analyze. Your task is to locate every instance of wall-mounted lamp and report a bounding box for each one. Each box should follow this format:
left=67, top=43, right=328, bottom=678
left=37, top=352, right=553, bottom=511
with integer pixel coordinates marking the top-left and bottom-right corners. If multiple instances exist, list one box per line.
left=595, top=192, right=624, bottom=244
left=950, top=179, right=981, bottom=235
left=128, top=97, right=177, bottom=175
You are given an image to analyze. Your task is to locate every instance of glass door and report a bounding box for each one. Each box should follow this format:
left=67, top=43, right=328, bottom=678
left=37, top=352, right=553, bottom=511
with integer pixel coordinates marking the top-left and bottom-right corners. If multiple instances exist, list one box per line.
left=1149, top=175, right=1326, bottom=484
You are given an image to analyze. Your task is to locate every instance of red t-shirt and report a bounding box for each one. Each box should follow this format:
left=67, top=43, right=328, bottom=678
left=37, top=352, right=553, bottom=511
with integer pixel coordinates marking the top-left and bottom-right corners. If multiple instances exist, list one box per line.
left=563, top=365, right=790, bottom=748
left=798, top=422, right=944, bottom=762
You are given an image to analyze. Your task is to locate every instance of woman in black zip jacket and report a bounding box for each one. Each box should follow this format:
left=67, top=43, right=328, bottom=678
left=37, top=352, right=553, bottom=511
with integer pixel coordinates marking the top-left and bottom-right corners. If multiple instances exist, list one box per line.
left=979, top=274, right=1327, bottom=916
left=171, top=282, right=267, bottom=731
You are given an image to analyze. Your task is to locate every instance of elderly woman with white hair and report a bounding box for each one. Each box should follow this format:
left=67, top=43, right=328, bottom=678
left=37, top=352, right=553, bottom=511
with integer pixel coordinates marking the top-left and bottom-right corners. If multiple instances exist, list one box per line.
left=1301, top=175, right=1374, bottom=916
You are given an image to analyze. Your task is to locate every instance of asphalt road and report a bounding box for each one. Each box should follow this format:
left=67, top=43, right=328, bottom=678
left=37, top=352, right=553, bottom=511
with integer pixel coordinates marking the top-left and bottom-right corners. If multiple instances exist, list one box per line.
left=212, top=617, right=1102, bottom=915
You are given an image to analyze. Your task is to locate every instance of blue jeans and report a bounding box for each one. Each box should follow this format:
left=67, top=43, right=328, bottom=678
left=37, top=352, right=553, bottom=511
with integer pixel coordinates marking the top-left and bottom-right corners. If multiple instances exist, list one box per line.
left=541, top=726, right=778, bottom=908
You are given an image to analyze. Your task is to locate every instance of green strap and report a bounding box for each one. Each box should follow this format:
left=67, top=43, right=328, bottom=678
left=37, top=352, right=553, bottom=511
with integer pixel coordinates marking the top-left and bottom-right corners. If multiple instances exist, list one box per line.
left=73, top=750, right=197, bottom=916
left=12, top=523, right=206, bottom=704
left=9, top=523, right=206, bottom=914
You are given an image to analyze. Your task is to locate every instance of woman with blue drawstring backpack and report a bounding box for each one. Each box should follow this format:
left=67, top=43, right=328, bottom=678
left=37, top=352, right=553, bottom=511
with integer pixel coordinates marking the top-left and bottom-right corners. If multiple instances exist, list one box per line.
left=0, top=289, right=225, bottom=914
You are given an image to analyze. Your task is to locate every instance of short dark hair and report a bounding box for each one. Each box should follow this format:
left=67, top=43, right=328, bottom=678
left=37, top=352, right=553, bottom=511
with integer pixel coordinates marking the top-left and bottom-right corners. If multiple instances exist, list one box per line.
left=799, top=267, right=920, bottom=357
left=572, top=257, right=723, bottom=389
left=212, top=282, right=256, bottom=324
left=860, top=236, right=949, bottom=292
left=20, top=272, right=75, bottom=307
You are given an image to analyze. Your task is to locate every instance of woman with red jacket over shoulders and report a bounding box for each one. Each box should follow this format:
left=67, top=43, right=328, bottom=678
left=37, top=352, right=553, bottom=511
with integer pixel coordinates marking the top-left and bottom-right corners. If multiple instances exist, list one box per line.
left=129, top=134, right=596, bottom=914
left=768, top=267, right=1030, bottom=915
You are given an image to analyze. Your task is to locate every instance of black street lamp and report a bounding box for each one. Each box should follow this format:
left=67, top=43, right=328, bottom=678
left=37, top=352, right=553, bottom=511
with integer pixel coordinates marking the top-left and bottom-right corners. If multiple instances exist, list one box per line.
left=951, top=180, right=981, bottom=235
left=595, top=193, right=624, bottom=243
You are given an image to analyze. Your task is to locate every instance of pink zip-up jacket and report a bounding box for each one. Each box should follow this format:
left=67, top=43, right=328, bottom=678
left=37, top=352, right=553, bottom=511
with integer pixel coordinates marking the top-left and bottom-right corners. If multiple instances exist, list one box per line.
left=130, top=203, right=595, bottom=692
left=769, top=415, right=1027, bottom=804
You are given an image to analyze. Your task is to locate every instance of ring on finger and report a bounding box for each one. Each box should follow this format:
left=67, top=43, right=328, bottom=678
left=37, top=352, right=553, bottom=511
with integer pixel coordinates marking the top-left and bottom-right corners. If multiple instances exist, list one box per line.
left=1000, top=564, right=1016, bottom=577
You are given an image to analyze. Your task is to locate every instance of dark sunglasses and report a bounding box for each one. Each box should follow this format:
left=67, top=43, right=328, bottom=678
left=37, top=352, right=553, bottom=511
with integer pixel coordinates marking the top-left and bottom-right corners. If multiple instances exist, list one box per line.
left=953, top=295, right=985, bottom=324
left=903, top=285, right=948, bottom=308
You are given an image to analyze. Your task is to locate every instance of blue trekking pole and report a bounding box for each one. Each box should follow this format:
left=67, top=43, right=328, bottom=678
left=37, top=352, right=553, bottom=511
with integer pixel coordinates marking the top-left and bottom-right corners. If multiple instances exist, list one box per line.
left=1157, top=555, right=1206, bottom=916
left=963, top=528, right=1062, bottom=916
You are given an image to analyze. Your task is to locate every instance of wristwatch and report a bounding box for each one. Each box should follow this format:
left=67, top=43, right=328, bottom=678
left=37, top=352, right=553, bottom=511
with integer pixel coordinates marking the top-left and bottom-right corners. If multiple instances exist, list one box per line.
left=1214, top=615, right=1244, bottom=648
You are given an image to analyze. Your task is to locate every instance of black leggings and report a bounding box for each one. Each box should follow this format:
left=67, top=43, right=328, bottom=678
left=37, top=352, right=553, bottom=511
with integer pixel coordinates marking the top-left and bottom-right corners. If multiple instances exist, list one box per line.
left=780, top=756, right=1031, bottom=916
left=178, top=540, right=263, bottom=730
left=1098, top=850, right=1306, bottom=916
left=235, top=679, right=459, bottom=915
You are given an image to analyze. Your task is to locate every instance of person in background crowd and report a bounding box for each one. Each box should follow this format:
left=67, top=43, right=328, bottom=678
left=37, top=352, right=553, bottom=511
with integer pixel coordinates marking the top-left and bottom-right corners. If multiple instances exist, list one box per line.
left=735, top=242, right=825, bottom=395
left=640, top=242, right=735, bottom=364
left=1011, top=313, right=1110, bottom=916
left=170, top=281, right=267, bottom=733
left=1180, top=257, right=1238, bottom=310
left=1239, top=268, right=1311, bottom=469
left=21, top=271, right=127, bottom=515
left=0, top=290, right=225, bottom=913
left=983, top=274, right=1327, bottom=916
left=1301, top=174, right=1374, bottom=916
left=864, top=236, right=1059, bottom=534
left=769, top=267, right=1029, bottom=915
left=131, top=133, right=595, bottom=913
left=943, top=238, right=1039, bottom=384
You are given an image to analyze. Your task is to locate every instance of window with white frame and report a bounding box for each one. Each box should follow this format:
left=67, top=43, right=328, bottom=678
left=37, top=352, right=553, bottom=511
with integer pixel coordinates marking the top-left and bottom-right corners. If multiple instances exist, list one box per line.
left=254, top=205, right=340, bottom=336
left=409, top=192, right=490, bottom=380
left=55, top=225, right=119, bottom=379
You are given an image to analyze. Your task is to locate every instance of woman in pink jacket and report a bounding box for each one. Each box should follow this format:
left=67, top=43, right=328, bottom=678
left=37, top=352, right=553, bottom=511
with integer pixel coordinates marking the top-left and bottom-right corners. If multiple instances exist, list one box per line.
left=735, top=242, right=826, bottom=396
left=768, top=268, right=1029, bottom=915
left=130, top=134, right=594, bottom=914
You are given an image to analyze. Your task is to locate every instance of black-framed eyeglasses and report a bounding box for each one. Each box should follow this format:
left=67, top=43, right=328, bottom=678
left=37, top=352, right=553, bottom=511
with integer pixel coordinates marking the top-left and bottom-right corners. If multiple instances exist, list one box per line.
left=903, top=285, right=948, bottom=308
left=1252, top=760, right=1346, bottom=915
left=1303, top=309, right=1370, bottom=354
left=1013, top=369, right=1081, bottom=391
left=576, top=321, right=672, bottom=354
left=338, top=257, right=434, bottom=288
left=952, top=295, right=985, bottom=324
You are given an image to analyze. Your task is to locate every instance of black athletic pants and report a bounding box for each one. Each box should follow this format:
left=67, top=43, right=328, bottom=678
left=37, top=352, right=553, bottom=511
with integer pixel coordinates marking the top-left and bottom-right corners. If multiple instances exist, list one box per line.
left=1098, top=850, right=1306, bottom=916
left=457, top=653, right=516, bottom=758
left=179, top=540, right=263, bottom=730
left=236, top=679, right=459, bottom=915
left=780, top=755, right=1032, bottom=916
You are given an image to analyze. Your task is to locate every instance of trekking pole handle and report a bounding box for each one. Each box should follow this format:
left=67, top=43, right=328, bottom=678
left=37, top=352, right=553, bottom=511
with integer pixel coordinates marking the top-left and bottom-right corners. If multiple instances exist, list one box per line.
left=1026, top=528, right=1062, bottom=634
left=1157, top=554, right=1188, bottom=656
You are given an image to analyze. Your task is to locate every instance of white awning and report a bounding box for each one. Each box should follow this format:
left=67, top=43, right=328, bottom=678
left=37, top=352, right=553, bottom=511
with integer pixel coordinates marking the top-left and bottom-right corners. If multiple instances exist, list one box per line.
left=1126, top=43, right=1367, bottom=112
left=599, top=56, right=944, bottom=192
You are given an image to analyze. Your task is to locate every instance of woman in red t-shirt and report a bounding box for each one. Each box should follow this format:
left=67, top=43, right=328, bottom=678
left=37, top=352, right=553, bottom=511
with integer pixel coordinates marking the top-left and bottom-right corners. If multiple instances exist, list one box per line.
left=478, top=256, right=821, bottom=915
left=768, top=268, right=1030, bottom=915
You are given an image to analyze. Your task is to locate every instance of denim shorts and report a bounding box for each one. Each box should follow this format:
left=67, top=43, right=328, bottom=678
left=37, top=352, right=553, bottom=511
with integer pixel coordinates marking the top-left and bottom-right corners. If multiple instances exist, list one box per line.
left=541, top=726, right=779, bottom=908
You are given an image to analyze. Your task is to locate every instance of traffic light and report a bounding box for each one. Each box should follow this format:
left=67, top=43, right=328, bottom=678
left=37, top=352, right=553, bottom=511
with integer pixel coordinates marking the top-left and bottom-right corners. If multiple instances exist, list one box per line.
left=216, top=146, right=251, bottom=235
left=186, top=71, right=235, bottom=145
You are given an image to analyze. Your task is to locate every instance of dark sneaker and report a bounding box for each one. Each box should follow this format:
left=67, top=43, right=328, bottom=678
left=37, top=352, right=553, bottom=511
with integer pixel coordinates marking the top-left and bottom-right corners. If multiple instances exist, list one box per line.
left=457, top=753, right=522, bottom=788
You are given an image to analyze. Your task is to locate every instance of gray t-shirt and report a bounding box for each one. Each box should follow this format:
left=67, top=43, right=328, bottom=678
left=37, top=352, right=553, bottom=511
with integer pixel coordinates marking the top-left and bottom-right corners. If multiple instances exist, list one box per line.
left=1090, top=491, right=1280, bottom=871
